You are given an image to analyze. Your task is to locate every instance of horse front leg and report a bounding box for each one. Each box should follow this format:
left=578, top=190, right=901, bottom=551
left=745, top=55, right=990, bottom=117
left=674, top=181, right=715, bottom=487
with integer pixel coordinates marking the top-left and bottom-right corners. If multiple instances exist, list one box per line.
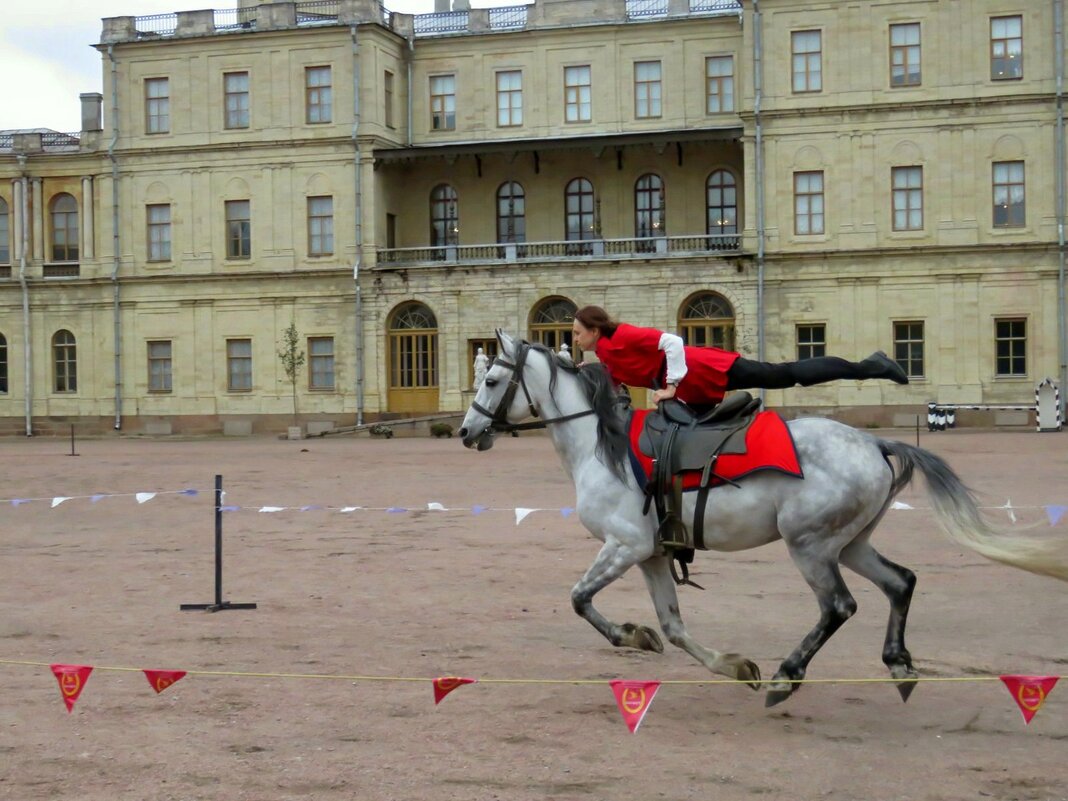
left=571, top=540, right=663, bottom=653
left=638, top=556, right=761, bottom=689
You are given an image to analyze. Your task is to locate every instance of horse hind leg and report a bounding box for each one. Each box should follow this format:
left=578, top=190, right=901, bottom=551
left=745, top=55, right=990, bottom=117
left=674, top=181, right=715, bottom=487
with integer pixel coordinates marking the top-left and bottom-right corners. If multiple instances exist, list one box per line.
left=571, top=540, right=664, bottom=654
left=840, top=539, right=919, bottom=702
left=766, top=556, right=857, bottom=708
left=638, top=556, right=761, bottom=689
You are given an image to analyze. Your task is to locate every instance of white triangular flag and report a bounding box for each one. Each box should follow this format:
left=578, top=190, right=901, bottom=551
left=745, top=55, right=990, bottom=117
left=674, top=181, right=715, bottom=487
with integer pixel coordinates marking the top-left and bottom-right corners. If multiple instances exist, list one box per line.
left=427, top=502, right=447, bottom=511
left=891, top=501, right=913, bottom=510
left=259, top=506, right=286, bottom=513
left=51, top=497, right=72, bottom=508
left=1003, top=499, right=1016, bottom=524
left=515, top=507, right=538, bottom=525
left=135, top=492, right=157, bottom=504
left=340, top=506, right=362, bottom=513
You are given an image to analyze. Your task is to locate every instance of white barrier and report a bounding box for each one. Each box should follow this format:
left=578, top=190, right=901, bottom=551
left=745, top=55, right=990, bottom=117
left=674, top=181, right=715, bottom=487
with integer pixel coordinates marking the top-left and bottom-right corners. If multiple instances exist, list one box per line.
left=927, top=379, right=1061, bottom=432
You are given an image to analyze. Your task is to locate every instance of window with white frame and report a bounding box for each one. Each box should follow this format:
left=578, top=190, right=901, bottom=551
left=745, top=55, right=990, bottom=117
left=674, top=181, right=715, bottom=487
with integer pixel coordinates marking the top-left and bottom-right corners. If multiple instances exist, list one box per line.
left=147, top=204, right=171, bottom=262
left=225, top=200, right=251, bottom=259
left=892, top=166, right=923, bottom=231
left=148, top=340, right=172, bottom=392
left=793, top=171, right=824, bottom=235
left=791, top=30, right=822, bottom=93
left=305, top=66, right=332, bottom=124
left=430, top=74, right=456, bottom=131
left=53, top=329, right=77, bottom=392
left=991, top=15, right=1023, bottom=80
left=890, top=23, right=921, bottom=87
left=145, top=77, right=170, bottom=134
left=227, top=338, right=252, bottom=391
left=309, top=337, right=335, bottom=390
left=634, top=61, right=662, bottom=119
left=307, top=196, right=333, bottom=256
left=705, top=56, right=734, bottom=113
left=992, top=161, right=1025, bottom=228
left=564, top=65, right=592, bottom=123
left=496, top=71, right=522, bottom=127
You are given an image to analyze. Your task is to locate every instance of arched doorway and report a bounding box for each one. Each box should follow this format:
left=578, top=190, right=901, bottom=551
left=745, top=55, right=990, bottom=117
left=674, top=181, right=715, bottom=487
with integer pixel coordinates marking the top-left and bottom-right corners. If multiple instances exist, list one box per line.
left=387, top=301, right=439, bottom=413
left=529, top=296, right=577, bottom=355
left=678, top=292, right=736, bottom=351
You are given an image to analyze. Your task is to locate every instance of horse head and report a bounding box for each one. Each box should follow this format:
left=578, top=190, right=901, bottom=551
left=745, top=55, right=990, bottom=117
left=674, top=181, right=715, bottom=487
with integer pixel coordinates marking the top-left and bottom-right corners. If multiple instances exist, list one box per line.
left=459, top=330, right=542, bottom=450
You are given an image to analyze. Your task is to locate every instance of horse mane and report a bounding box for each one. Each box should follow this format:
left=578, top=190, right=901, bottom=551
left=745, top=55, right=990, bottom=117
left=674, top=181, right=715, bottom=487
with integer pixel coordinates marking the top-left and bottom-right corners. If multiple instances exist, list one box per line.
left=524, top=341, right=630, bottom=483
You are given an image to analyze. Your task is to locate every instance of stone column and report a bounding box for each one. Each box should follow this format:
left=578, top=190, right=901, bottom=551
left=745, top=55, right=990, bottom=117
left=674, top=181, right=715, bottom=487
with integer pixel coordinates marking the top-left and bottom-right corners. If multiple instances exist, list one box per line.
left=31, top=178, right=43, bottom=261
left=11, top=180, right=24, bottom=262
left=82, top=176, right=95, bottom=260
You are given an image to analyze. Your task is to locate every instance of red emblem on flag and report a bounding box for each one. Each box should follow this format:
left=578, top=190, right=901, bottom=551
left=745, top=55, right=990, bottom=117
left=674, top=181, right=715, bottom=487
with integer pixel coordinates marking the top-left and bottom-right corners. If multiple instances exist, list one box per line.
left=609, top=680, right=661, bottom=733
left=432, top=676, right=476, bottom=705
left=50, top=664, right=93, bottom=713
left=1000, top=675, right=1059, bottom=724
left=143, top=669, right=187, bottom=694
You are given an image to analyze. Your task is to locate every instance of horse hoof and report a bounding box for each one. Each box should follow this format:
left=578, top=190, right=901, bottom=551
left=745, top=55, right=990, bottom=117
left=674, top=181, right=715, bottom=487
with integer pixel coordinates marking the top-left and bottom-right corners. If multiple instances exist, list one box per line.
left=637, top=625, right=664, bottom=653
left=737, top=659, right=762, bottom=690
left=764, top=684, right=794, bottom=707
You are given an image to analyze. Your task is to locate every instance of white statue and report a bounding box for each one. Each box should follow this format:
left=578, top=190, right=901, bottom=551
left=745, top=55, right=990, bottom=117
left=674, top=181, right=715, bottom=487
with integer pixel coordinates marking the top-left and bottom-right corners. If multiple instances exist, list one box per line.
left=558, top=342, right=572, bottom=362
left=473, top=347, right=489, bottom=388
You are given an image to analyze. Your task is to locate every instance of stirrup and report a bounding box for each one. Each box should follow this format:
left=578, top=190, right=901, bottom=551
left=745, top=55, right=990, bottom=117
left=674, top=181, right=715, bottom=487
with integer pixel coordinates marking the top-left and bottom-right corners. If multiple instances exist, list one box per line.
left=668, top=551, right=704, bottom=590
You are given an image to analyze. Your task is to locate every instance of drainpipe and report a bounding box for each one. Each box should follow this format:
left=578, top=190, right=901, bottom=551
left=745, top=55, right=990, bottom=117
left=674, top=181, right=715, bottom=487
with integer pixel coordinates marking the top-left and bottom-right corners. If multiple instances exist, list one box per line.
left=16, top=160, right=32, bottom=436
left=108, top=45, right=123, bottom=429
left=1055, top=0, right=1066, bottom=417
left=352, top=25, right=365, bottom=426
left=753, top=0, right=767, bottom=402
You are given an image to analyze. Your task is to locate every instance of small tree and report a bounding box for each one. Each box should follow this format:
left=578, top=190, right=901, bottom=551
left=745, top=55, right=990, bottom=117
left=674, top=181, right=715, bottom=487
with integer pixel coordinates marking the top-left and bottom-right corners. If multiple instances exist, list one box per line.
left=277, top=322, right=306, bottom=426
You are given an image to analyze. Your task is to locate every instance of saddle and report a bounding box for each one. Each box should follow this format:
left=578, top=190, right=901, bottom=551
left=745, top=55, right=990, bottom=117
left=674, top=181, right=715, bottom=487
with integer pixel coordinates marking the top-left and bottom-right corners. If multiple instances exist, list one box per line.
left=638, top=391, right=763, bottom=586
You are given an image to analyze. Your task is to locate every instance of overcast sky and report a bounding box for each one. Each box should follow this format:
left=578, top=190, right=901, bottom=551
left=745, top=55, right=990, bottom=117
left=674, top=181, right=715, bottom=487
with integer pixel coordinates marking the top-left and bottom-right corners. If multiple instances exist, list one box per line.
left=1, top=0, right=509, bottom=132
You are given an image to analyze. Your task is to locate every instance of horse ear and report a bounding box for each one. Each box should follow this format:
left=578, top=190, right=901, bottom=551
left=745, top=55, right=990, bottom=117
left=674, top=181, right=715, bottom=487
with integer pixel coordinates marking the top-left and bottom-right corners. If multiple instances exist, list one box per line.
left=496, top=329, right=514, bottom=355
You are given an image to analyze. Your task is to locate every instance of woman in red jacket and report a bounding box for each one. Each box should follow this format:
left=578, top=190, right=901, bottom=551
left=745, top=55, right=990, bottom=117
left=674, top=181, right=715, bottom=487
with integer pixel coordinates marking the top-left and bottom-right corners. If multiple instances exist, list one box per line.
left=571, top=305, right=908, bottom=406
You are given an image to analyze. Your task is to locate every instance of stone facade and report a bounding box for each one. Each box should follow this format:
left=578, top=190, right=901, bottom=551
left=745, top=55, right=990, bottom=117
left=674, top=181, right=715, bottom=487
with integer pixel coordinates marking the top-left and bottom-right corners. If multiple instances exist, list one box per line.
left=0, top=0, right=1062, bottom=434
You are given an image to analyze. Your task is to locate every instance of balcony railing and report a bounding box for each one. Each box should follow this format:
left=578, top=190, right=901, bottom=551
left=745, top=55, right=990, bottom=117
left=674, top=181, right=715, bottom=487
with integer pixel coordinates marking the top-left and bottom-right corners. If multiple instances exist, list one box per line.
left=377, top=233, right=740, bottom=266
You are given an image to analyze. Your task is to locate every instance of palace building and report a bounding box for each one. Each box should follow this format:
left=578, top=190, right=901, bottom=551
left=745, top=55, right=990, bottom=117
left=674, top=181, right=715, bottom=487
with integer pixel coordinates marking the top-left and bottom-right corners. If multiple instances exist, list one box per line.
left=0, top=0, right=1062, bottom=434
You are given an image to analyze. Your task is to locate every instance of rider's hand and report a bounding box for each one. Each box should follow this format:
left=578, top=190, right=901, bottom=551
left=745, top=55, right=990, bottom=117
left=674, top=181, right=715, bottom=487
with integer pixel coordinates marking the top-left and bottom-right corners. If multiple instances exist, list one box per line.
left=652, top=384, right=677, bottom=404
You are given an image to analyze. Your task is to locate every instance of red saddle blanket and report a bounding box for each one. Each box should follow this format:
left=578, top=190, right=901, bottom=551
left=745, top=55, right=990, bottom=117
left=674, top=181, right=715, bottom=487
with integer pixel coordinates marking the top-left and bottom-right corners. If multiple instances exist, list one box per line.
left=627, top=409, right=804, bottom=491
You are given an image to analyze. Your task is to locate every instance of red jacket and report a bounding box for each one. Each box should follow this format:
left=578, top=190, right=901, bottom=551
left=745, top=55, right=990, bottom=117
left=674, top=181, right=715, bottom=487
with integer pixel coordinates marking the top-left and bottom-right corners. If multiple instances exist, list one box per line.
left=594, top=323, right=739, bottom=404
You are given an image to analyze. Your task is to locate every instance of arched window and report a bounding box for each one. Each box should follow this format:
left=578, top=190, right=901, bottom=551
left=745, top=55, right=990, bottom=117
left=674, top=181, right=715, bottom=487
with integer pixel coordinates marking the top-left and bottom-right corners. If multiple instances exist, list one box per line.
left=429, top=185, right=458, bottom=247
left=496, top=182, right=526, bottom=244
left=635, top=173, right=665, bottom=239
left=388, top=302, right=438, bottom=389
left=564, top=178, right=596, bottom=244
left=50, top=194, right=79, bottom=262
left=0, top=332, right=7, bottom=394
left=678, top=293, right=735, bottom=352
left=52, top=329, right=77, bottom=392
left=0, top=197, right=9, bottom=265
left=529, top=297, right=577, bottom=354
left=707, top=170, right=738, bottom=243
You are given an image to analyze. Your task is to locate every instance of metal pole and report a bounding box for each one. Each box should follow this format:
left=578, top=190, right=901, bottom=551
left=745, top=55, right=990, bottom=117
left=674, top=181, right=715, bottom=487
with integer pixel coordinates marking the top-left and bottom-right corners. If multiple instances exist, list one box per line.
left=213, top=473, right=223, bottom=607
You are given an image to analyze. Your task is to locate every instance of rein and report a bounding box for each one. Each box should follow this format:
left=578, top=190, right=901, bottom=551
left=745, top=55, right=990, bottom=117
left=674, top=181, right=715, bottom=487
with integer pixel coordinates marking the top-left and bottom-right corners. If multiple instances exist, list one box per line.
left=470, top=341, right=596, bottom=433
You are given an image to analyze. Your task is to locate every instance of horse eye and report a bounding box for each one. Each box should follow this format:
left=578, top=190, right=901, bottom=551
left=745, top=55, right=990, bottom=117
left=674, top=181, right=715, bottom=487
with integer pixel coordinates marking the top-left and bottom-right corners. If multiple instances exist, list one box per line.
left=484, top=378, right=498, bottom=387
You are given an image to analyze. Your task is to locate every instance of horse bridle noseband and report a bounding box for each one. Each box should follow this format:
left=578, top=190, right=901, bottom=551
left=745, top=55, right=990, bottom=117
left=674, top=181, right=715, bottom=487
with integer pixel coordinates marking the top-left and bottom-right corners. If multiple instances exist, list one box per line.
left=470, top=340, right=595, bottom=433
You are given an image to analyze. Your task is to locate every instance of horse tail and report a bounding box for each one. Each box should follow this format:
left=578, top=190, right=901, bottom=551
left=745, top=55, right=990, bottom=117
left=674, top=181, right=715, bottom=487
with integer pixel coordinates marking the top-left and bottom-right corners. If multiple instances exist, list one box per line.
left=879, top=439, right=1068, bottom=583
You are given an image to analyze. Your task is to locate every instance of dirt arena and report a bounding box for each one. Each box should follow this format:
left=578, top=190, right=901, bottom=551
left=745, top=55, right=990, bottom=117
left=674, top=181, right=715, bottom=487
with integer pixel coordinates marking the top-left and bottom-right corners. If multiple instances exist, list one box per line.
left=1, top=426, right=1067, bottom=801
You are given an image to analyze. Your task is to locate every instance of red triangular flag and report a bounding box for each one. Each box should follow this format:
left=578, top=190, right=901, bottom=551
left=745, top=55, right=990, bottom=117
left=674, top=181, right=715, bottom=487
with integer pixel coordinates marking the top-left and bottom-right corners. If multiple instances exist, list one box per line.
left=50, top=664, right=93, bottom=713
left=1000, top=675, right=1059, bottom=724
left=143, top=669, right=187, bottom=694
left=432, top=676, right=476, bottom=705
left=609, top=680, right=661, bottom=733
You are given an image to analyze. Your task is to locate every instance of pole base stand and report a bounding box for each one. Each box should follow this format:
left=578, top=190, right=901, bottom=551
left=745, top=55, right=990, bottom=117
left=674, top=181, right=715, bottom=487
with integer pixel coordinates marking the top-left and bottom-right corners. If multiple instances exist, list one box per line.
left=180, top=601, right=258, bottom=613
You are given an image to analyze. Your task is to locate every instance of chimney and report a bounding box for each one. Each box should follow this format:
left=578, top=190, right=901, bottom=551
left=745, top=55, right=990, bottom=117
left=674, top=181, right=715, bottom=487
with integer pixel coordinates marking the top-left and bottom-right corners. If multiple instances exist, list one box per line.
left=80, top=93, right=103, bottom=132
left=434, top=0, right=450, bottom=11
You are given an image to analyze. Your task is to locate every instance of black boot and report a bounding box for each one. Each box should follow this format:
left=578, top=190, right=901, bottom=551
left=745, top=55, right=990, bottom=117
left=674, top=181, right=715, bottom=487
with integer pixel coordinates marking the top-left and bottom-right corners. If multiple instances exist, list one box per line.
left=858, top=351, right=909, bottom=385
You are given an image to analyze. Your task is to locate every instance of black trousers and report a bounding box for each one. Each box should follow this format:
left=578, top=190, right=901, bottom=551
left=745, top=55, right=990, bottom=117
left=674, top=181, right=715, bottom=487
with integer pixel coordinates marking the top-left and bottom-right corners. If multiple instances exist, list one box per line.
left=726, top=355, right=875, bottom=391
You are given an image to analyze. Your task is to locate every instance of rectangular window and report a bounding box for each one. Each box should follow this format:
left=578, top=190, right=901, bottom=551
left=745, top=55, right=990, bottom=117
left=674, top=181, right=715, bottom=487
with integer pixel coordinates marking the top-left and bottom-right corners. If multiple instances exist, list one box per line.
left=430, top=74, right=456, bottom=131
left=705, top=56, right=734, bottom=113
left=386, top=213, right=397, bottom=249
left=384, top=70, right=395, bottom=128
left=225, top=200, right=251, bottom=259
left=0, top=334, right=7, bottom=393
left=793, top=171, right=825, bottom=235
left=309, top=337, right=335, bottom=390
left=147, top=340, right=172, bottom=392
left=0, top=202, right=9, bottom=264
left=993, top=161, right=1025, bottom=228
left=893, top=321, right=925, bottom=379
left=796, top=324, right=826, bottom=360
left=791, top=30, right=822, bottom=93
left=991, top=15, right=1023, bottom=80
left=496, top=70, right=523, bottom=127
left=634, top=61, right=662, bottom=119
left=224, top=71, right=250, bottom=129
left=54, top=334, right=77, bottom=393
left=147, top=204, right=171, bottom=262
left=305, top=66, right=332, bottom=124
left=892, top=166, right=924, bottom=231
left=307, top=196, right=333, bottom=256
left=995, top=318, right=1027, bottom=376
left=145, top=77, right=170, bottom=134
left=564, top=65, right=592, bottom=123
left=227, top=338, right=252, bottom=391
left=890, top=23, right=921, bottom=87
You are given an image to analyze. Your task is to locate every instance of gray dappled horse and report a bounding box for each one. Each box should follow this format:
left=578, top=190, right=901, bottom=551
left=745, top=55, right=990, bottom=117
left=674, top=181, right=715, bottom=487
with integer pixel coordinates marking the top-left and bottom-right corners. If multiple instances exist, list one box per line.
left=459, top=332, right=1068, bottom=706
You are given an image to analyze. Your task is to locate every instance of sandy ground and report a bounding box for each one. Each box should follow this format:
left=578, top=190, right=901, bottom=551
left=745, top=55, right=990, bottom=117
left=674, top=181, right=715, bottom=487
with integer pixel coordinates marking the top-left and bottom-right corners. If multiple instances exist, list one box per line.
left=1, top=427, right=1067, bottom=801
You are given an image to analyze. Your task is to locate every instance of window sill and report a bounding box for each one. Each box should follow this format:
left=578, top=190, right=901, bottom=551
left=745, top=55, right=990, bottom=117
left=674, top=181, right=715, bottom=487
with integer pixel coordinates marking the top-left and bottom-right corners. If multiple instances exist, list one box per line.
left=309, top=387, right=336, bottom=393
left=147, top=389, right=173, bottom=394
left=227, top=388, right=253, bottom=393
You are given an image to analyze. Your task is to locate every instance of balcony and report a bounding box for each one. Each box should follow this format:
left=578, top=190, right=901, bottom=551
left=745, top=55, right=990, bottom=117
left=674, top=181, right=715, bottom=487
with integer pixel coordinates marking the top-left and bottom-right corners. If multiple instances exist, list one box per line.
left=376, top=233, right=741, bottom=267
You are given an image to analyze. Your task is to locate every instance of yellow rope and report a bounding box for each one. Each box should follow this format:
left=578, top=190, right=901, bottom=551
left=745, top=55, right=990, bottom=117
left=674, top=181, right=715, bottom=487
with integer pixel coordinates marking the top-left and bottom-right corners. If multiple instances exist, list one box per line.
left=0, top=658, right=1033, bottom=686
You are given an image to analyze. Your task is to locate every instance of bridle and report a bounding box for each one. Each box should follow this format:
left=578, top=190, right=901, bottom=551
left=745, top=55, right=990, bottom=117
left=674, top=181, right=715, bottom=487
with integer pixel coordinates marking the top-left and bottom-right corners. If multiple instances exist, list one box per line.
left=470, top=340, right=596, bottom=433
